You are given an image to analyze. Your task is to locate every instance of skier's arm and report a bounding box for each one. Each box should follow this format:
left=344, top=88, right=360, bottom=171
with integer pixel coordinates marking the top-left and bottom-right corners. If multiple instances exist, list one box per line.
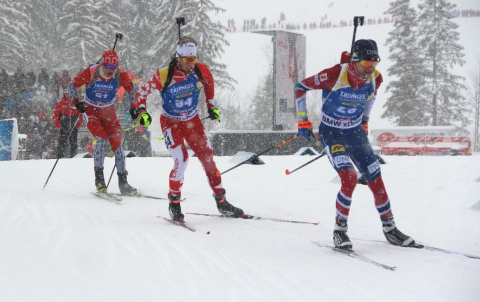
left=69, top=67, right=93, bottom=101
left=136, top=72, right=162, bottom=111
left=362, top=71, right=383, bottom=119
left=295, top=65, right=341, bottom=119
left=71, top=67, right=93, bottom=89
left=119, top=68, right=134, bottom=94
left=196, top=63, right=215, bottom=109
left=362, top=71, right=383, bottom=133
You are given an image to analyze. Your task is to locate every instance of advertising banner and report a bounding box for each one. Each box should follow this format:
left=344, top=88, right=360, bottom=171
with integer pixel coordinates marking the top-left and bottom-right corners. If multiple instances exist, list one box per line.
left=275, top=31, right=306, bottom=125
left=0, top=118, right=19, bottom=161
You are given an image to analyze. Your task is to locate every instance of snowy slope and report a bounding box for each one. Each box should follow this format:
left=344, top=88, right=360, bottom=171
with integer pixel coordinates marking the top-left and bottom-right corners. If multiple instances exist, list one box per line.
left=0, top=154, right=479, bottom=301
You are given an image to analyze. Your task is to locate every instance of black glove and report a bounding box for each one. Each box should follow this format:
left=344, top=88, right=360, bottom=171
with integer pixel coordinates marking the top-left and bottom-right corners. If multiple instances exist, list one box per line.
left=129, top=108, right=139, bottom=119
left=74, top=98, right=87, bottom=113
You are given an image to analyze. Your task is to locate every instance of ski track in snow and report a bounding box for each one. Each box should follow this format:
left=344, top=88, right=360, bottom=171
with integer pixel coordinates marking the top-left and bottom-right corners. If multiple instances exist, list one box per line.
left=1, top=155, right=480, bottom=300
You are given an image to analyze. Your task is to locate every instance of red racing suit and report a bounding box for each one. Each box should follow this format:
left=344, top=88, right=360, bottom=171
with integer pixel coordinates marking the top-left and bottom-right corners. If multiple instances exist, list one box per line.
left=136, top=63, right=224, bottom=197
left=72, top=65, right=134, bottom=152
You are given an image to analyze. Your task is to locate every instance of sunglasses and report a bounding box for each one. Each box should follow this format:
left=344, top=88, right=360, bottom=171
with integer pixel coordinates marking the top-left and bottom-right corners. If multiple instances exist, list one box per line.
left=180, top=57, right=197, bottom=64
left=104, top=65, right=117, bottom=70
left=359, top=60, right=379, bottom=68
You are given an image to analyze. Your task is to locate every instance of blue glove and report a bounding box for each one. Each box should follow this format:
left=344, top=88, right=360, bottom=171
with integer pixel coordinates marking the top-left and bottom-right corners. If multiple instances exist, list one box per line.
left=298, top=120, right=313, bottom=141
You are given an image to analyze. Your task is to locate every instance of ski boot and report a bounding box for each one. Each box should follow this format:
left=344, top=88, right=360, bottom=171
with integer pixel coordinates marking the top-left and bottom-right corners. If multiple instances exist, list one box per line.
left=214, top=194, right=244, bottom=218
left=382, top=217, right=415, bottom=247
left=95, top=167, right=108, bottom=193
left=118, top=172, right=137, bottom=196
left=168, top=195, right=184, bottom=222
left=333, top=222, right=353, bottom=251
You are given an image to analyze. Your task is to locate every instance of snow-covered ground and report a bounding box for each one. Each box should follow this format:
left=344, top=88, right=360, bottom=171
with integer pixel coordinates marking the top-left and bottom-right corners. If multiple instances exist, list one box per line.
left=0, top=153, right=479, bottom=301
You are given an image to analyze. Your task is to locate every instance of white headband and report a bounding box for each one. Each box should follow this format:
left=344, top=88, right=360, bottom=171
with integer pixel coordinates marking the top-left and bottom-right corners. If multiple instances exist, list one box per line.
left=176, top=43, right=197, bottom=57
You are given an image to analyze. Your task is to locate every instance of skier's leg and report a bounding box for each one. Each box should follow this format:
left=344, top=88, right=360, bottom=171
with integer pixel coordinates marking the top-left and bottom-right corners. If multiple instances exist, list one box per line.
left=161, top=116, right=189, bottom=198
left=85, top=107, right=110, bottom=192
left=320, top=126, right=355, bottom=250
left=347, top=126, right=416, bottom=247
left=183, top=116, right=224, bottom=196
left=345, top=126, right=391, bottom=218
left=184, top=116, right=243, bottom=217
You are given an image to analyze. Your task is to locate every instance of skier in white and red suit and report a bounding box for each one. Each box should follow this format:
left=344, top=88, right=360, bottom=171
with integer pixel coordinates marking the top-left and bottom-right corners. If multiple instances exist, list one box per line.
left=134, top=36, right=244, bottom=222
left=294, top=39, right=418, bottom=251
left=68, top=50, right=138, bottom=196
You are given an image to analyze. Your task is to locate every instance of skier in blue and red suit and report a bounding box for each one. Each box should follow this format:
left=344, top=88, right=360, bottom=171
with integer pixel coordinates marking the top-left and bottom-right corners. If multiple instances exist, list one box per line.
left=68, top=50, right=138, bottom=196
left=295, top=39, right=418, bottom=251
left=134, top=36, right=244, bottom=222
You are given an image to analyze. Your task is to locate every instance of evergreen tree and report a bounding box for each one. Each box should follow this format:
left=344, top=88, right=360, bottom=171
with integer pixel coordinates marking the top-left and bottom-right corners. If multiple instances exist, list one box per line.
left=117, top=0, right=159, bottom=76
left=467, top=57, right=480, bottom=151
left=30, top=0, right=65, bottom=69
left=0, top=2, right=36, bottom=71
left=245, top=71, right=274, bottom=130
left=416, top=0, right=468, bottom=129
left=382, top=0, right=427, bottom=126
left=149, top=0, right=235, bottom=89
left=59, top=0, right=121, bottom=71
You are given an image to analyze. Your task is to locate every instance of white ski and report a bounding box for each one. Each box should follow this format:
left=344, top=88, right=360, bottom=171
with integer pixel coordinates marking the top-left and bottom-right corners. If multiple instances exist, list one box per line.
left=311, top=241, right=396, bottom=271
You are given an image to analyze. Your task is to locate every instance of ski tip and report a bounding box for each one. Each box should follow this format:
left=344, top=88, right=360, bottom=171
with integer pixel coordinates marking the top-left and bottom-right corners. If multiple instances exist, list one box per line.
left=312, top=222, right=320, bottom=226
left=285, top=169, right=290, bottom=175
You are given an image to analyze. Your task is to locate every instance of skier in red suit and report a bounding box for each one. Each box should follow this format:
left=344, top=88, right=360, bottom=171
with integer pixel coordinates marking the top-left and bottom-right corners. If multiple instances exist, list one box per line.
left=69, top=50, right=138, bottom=195
left=134, top=36, right=244, bottom=222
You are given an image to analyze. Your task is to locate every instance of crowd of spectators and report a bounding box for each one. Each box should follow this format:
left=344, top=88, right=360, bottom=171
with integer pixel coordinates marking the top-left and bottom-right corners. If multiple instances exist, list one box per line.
left=227, top=9, right=480, bottom=33
left=0, top=67, right=152, bottom=160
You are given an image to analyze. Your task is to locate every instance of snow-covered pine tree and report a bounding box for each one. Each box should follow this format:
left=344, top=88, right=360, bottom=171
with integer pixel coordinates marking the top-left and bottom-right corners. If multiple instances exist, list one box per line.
left=59, top=0, right=121, bottom=71
left=416, top=0, right=468, bottom=130
left=0, top=2, right=36, bottom=71
left=245, top=70, right=274, bottom=130
left=117, top=0, right=159, bottom=76
left=30, top=0, right=64, bottom=69
left=150, top=0, right=234, bottom=85
left=382, top=0, right=427, bottom=126
left=188, top=0, right=235, bottom=91
left=467, top=57, right=480, bottom=151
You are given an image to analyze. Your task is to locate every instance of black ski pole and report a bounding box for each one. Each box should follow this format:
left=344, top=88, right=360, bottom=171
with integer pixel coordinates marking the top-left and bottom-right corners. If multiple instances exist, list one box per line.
left=43, top=115, right=82, bottom=189
left=350, top=16, right=364, bottom=62
left=285, top=149, right=327, bottom=175
left=221, top=135, right=298, bottom=175
left=96, top=32, right=123, bottom=64
left=112, top=32, right=123, bottom=51
left=176, top=17, right=185, bottom=39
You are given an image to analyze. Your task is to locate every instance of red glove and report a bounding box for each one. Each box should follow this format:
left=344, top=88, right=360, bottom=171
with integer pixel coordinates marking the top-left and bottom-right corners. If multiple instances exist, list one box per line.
left=361, top=116, right=369, bottom=133
left=362, top=123, right=368, bottom=132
